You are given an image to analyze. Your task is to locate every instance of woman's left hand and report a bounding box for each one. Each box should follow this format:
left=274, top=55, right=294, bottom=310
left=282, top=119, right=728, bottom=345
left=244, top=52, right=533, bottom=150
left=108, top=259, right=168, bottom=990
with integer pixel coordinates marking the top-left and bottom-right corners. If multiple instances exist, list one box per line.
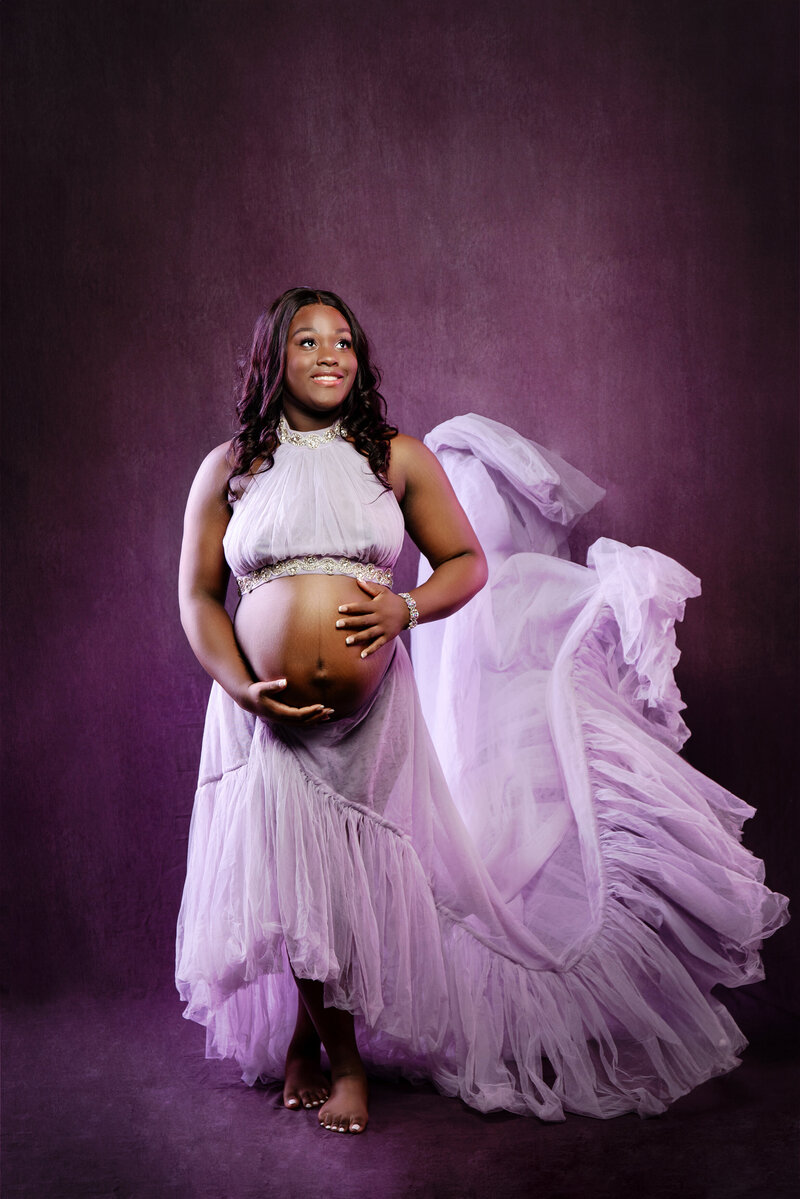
left=335, top=580, right=412, bottom=658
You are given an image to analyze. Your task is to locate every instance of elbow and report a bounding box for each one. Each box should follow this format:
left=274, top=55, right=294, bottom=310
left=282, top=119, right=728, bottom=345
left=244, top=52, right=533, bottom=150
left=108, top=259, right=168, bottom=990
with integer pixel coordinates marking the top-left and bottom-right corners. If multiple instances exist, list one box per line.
left=470, top=545, right=489, bottom=598
left=178, top=593, right=197, bottom=641
left=178, top=580, right=197, bottom=630
left=476, top=547, right=489, bottom=593
left=179, top=598, right=193, bottom=636
left=452, top=546, right=487, bottom=604
left=178, top=584, right=223, bottom=635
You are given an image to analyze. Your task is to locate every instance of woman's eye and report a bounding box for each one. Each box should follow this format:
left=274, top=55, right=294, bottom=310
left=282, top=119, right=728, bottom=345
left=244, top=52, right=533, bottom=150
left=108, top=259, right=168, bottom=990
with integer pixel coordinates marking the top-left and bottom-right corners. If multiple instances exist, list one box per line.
left=296, top=336, right=350, bottom=349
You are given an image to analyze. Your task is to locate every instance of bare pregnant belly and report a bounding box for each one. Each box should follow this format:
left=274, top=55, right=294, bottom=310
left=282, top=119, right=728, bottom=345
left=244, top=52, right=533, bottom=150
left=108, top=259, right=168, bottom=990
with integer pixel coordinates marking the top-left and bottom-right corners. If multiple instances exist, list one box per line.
left=233, top=574, right=394, bottom=718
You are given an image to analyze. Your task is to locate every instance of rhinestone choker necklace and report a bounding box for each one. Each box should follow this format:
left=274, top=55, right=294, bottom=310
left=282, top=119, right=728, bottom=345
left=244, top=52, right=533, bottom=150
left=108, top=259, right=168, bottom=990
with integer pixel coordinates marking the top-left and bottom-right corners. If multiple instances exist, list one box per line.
left=277, top=413, right=345, bottom=448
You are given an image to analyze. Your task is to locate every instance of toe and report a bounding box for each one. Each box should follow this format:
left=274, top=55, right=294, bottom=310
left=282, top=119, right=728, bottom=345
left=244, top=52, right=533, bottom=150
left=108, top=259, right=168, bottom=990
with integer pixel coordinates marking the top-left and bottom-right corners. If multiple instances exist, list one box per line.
left=284, top=1093, right=301, bottom=1110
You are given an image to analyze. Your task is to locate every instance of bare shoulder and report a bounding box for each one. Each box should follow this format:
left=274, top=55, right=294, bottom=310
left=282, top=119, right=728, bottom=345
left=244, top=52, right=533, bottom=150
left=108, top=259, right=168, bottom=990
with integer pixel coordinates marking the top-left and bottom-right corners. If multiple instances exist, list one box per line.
left=389, top=430, right=452, bottom=494
left=388, top=431, right=426, bottom=460
left=388, top=431, right=439, bottom=485
left=189, top=439, right=234, bottom=505
left=201, top=439, right=234, bottom=475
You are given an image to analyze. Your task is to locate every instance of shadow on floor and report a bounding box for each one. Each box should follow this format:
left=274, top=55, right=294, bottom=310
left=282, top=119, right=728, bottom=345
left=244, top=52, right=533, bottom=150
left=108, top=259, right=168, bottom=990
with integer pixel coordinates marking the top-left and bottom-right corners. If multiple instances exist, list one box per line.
left=3, top=991, right=798, bottom=1199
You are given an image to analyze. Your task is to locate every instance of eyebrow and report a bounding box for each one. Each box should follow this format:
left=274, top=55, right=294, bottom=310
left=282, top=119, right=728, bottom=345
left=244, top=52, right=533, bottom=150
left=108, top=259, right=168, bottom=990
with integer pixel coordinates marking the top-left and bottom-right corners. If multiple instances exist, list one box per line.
left=291, top=326, right=351, bottom=336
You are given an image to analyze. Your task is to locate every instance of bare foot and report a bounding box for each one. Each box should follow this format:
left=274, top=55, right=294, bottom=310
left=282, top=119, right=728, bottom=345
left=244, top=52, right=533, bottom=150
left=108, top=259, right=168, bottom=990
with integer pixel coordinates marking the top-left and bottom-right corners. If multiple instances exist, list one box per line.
left=283, top=1038, right=330, bottom=1111
left=318, top=1067, right=369, bottom=1133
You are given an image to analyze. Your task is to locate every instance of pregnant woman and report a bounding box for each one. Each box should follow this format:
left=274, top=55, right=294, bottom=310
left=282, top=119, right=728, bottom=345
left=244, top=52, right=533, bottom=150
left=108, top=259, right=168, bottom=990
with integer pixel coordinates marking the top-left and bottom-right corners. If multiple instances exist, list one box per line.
left=177, top=287, right=487, bottom=1134
left=176, top=287, right=788, bottom=1134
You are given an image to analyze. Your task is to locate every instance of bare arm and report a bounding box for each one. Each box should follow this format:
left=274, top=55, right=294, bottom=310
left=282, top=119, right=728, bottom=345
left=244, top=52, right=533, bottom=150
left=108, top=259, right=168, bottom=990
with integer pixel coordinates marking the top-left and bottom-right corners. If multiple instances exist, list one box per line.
left=178, top=444, right=332, bottom=723
left=335, top=434, right=488, bottom=656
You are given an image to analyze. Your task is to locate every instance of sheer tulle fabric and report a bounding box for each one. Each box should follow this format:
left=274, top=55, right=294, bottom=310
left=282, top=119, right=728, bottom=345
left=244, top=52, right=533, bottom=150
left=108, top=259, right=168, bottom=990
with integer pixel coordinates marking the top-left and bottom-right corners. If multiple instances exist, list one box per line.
left=222, top=432, right=405, bottom=579
left=176, top=414, right=788, bottom=1120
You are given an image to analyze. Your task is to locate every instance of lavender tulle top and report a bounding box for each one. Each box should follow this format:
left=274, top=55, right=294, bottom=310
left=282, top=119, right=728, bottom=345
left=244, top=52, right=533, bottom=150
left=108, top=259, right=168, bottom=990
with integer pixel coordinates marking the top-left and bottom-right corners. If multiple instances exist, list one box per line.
left=222, top=418, right=406, bottom=585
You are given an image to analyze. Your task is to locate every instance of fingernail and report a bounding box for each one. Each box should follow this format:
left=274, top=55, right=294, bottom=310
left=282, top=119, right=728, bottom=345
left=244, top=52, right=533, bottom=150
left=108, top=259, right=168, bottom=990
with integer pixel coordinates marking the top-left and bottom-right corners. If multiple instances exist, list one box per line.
left=335, top=620, right=345, bottom=628
left=360, top=650, right=368, bottom=658
left=346, top=636, right=354, bottom=645
left=338, top=606, right=347, bottom=613
left=324, top=708, right=334, bottom=715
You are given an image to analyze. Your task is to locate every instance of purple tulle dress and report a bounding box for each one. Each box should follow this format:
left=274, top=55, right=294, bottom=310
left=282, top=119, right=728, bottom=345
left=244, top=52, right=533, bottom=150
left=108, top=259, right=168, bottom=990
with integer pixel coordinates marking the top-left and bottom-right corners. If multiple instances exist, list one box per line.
left=175, top=414, right=789, bottom=1121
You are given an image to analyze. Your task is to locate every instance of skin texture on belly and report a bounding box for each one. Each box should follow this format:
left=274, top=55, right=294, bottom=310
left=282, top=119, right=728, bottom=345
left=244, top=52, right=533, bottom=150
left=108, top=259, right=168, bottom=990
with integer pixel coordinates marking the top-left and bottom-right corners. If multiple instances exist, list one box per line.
left=233, top=573, right=394, bottom=717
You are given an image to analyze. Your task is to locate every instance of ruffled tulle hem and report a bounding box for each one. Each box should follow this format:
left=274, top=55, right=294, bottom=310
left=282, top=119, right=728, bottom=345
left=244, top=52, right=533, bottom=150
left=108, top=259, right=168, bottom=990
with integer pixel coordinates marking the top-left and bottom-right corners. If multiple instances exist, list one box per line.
left=177, top=718, right=450, bottom=1047
left=176, top=415, right=789, bottom=1121
left=178, top=807, right=760, bottom=1122
left=176, top=583, right=788, bottom=1118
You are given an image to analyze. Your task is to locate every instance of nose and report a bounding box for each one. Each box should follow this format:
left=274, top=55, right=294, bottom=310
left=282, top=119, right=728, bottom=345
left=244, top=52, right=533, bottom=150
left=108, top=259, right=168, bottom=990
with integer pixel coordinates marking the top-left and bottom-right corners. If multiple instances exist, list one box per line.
left=317, top=345, right=338, bottom=365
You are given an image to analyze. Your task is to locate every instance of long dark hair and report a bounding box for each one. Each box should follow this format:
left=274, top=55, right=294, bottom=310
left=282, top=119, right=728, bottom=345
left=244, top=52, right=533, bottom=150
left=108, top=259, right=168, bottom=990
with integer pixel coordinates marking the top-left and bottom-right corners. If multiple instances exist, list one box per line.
left=227, top=287, right=397, bottom=498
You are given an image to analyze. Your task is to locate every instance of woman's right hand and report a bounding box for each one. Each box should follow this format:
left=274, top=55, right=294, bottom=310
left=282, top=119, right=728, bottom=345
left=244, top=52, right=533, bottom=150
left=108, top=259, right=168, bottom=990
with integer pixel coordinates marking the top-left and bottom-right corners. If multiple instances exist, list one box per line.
left=238, top=679, right=334, bottom=725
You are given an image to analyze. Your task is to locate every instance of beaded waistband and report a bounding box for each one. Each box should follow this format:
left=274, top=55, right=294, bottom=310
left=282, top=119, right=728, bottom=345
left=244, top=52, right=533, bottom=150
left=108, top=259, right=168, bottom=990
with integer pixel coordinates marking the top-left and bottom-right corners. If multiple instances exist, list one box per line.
left=236, top=555, right=394, bottom=596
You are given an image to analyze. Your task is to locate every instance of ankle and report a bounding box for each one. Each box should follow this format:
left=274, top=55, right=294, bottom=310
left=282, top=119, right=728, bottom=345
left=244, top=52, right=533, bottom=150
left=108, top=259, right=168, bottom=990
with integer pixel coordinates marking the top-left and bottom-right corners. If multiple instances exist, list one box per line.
left=287, top=1031, right=321, bottom=1055
left=326, top=1051, right=366, bottom=1078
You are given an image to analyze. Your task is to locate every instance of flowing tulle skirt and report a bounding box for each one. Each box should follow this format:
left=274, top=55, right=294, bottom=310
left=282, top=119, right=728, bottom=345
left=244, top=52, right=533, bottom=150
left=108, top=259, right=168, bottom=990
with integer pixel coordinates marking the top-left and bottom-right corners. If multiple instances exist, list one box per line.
left=175, top=415, right=789, bottom=1120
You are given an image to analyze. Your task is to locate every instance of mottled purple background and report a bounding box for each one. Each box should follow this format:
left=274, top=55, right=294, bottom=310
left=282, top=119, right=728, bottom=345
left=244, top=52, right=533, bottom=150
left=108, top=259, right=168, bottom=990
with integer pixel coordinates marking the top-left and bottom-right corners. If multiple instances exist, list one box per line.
left=3, top=0, right=797, bottom=1024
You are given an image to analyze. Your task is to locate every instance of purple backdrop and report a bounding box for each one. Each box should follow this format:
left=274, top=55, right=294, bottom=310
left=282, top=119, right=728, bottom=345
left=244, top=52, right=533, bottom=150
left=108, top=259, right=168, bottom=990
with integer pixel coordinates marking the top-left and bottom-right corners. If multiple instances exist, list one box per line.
left=3, top=0, right=797, bottom=1022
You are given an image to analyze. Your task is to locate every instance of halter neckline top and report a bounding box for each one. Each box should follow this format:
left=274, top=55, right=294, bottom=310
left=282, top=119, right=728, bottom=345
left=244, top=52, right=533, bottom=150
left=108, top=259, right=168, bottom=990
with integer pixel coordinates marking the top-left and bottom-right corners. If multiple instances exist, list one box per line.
left=222, top=422, right=406, bottom=583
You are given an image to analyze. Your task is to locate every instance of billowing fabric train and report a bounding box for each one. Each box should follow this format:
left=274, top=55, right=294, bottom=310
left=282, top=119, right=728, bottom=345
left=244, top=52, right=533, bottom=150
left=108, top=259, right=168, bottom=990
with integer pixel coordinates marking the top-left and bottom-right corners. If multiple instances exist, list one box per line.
left=176, top=413, right=788, bottom=1120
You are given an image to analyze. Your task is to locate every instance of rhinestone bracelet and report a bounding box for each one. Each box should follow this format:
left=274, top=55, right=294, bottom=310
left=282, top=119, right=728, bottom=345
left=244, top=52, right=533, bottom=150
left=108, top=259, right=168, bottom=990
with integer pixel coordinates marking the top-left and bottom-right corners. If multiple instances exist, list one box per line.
left=398, top=592, right=419, bottom=629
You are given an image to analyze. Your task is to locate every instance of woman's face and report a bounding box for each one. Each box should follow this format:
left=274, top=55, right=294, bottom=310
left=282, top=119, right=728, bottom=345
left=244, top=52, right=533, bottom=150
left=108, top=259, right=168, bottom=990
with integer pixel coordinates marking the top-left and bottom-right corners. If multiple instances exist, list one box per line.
left=282, top=304, right=358, bottom=427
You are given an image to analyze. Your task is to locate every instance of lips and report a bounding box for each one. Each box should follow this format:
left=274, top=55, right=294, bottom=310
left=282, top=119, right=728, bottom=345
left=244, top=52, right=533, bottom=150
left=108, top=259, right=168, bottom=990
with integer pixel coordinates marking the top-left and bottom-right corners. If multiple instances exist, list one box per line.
left=311, top=374, right=344, bottom=385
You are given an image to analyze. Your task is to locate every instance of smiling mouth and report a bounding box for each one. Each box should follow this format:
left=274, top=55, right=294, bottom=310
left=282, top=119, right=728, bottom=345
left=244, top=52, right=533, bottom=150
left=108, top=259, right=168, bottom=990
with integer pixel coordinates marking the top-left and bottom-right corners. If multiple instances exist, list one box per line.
left=311, top=375, right=344, bottom=384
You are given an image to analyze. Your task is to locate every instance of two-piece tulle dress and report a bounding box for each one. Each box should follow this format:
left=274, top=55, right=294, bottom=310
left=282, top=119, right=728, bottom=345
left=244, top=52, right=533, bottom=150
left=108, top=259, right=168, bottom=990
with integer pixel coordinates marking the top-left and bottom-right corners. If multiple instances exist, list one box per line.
left=175, top=413, right=789, bottom=1121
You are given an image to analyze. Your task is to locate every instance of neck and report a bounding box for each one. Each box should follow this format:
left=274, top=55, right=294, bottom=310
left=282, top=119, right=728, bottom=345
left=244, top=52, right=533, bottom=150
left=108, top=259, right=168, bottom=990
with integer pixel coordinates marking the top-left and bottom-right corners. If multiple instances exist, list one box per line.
left=280, top=400, right=344, bottom=432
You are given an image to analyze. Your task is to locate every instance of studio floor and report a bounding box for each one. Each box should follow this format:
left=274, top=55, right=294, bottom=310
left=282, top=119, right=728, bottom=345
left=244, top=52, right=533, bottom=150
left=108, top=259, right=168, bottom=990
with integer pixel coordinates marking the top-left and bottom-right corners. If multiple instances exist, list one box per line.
left=3, top=992, right=798, bottom=1199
